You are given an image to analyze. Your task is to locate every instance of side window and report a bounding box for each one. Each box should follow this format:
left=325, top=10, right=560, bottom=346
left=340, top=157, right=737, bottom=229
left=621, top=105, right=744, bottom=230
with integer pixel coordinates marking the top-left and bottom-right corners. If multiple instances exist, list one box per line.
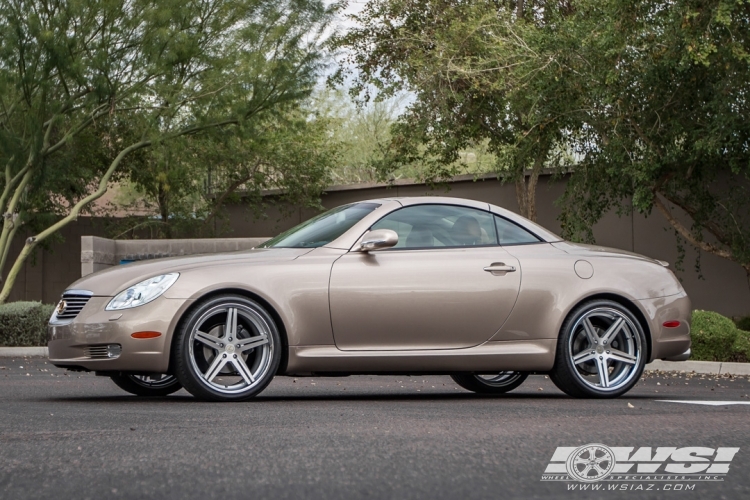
left=371, top=205, right=498, bottom=249
left=494, top=215, right=541, bottom=245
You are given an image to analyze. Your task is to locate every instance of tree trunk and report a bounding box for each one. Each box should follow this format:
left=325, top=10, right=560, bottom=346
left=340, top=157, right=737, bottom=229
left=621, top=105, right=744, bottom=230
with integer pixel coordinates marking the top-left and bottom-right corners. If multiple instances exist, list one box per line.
left=157, top=182, right=171, bottom=238
left=514, top=172, right=538, bottom=221
left=0, top=140, right=151, bottom=303
left=514, top=149, right=544, bottom=222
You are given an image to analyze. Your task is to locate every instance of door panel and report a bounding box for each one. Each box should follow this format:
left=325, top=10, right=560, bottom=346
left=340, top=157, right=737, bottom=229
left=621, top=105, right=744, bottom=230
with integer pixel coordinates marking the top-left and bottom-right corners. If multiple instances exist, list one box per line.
left=329, top=247, right=521, bottom=350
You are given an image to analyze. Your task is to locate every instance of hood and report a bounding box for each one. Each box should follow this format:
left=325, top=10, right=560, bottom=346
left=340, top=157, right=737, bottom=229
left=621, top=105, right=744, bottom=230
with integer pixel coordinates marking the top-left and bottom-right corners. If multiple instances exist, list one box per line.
left=551, top=241, right=668, bottom=267
left=67, top=247, right=313, bottom=296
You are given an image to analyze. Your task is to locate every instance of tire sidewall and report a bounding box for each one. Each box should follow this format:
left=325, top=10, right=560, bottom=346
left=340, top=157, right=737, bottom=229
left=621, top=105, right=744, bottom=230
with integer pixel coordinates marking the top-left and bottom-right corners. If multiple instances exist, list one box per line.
left=174, top=295, right=282, bottom=402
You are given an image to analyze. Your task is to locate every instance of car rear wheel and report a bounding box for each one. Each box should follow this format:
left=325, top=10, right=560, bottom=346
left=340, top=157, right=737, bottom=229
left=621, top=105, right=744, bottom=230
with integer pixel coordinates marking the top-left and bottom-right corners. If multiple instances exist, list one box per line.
left=173, top=295, right=281, bottom=402
left=451, top=372, right=528, bottom=394
left=110, top=373, right=182, bottom=397
left=549, top=299, right=647, bottom=398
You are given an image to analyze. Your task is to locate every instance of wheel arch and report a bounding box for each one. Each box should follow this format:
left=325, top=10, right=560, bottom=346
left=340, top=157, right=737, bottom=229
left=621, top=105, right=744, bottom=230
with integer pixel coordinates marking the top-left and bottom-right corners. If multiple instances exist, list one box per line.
left=561, top=292, right=652, bottom=362
left=167, top=287, right=290, bottom=375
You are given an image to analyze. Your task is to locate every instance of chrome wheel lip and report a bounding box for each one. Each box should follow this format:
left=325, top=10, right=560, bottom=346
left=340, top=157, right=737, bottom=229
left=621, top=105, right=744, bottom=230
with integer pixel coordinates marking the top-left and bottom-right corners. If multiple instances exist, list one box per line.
left=568, top=307, right=642, bottom=393
left=188, top=302, right=274, bottom=395
left=474, top=372, right=524, bottom=387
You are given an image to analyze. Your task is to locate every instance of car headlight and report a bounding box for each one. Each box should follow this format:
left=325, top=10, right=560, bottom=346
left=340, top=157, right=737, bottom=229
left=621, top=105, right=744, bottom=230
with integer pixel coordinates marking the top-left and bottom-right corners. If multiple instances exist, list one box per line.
left=105, top=273, right=179, bottom=311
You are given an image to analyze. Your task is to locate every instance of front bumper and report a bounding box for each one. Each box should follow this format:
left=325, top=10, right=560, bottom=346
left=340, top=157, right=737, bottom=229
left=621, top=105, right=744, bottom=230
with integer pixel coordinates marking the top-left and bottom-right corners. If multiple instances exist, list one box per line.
left=638, top=292, right=692, bottom=362
left=48, top=296, right=191, bottom=373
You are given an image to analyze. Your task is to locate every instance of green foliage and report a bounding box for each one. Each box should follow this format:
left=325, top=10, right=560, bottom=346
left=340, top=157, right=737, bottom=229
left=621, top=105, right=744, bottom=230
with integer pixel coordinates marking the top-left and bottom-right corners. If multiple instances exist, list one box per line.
left=109, top=102, right=340, bottom=239
left=553, top=0, right=750, bottom=273
left=735, top=316, right=750, bottom=333
left=691, top=310, right=750, bottom=362
left=334, top=0, right=575, bottom=219
left=0, top=0, right=339, bottom=300
left=338, top=0, right=750, bottom=274
left=315, top=89, right=498, bottom=185
left=315, top=89, right=400, bottom=184
left=0, top=301, right=54, bottom=346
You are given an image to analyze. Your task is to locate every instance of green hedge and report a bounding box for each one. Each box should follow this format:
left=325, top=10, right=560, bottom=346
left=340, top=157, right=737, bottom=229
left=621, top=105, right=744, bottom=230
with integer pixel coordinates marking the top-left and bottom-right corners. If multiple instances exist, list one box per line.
left=0, top=302, right=55, bottom=347
left=735, top=316, right=750, bottom=332
left=691, top=310, right=750, bottom=363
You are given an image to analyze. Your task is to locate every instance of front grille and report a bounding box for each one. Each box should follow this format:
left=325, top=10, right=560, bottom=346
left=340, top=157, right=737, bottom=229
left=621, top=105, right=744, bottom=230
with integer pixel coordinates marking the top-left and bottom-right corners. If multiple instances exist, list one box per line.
left=56, top=290, right=93, bottom=320
left=83, top=344, right=121, bottom=359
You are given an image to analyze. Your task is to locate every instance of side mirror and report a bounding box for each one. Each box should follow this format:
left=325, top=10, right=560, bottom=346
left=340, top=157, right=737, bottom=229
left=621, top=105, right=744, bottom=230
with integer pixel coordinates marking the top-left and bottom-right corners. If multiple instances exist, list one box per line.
left=358, top=229, right=398, bottom=252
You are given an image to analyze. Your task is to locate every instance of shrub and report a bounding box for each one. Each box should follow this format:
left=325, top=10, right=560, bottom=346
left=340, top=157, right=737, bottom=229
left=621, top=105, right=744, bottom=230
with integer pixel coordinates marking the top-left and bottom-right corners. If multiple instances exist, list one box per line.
left=691, top=310, right=750, bottom=363
left=0, top=302, right=55, bottom=347
left=735, top=316, right=750, bottom=332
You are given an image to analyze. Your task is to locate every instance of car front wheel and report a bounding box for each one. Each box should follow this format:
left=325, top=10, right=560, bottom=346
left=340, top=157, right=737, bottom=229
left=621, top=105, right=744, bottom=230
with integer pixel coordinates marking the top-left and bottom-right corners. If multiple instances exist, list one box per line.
left=549, top=299, right=647, bottom=398
left=173, top=295, right=281, bottom=402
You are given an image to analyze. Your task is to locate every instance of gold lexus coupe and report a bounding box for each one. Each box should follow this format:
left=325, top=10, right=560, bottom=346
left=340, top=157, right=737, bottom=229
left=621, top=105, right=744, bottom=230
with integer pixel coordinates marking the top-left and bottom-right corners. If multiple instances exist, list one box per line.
left=48, top=197, right=691, bottom=401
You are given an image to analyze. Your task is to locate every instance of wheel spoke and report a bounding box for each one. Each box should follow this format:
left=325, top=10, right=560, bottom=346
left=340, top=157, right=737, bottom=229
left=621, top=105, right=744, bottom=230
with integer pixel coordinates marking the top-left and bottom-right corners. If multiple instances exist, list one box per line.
left=194, top=330, right=223, bottom=350
left=595, top=357, right=610, bottom=388
left=232, top=356, right=256, bottom=384
left=600, top=317, right=624, bottom=345
left=608, top=348, right=637, bottom=365
left=225, top=308, right=238, bottom=339
left=582, top=318, right=599, bottom=346
left=203, top=355, right=227, bottom=383
left=573, top=350, right=596, bottom=365
left=238, top=334, right=268, bottom=353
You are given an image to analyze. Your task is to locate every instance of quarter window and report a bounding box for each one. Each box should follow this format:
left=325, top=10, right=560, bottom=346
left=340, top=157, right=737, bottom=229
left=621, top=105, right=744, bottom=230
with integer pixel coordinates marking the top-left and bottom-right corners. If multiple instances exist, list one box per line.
left=494, top=215, right=541, bottom=245
left=370, top=204, right=498, bottom=249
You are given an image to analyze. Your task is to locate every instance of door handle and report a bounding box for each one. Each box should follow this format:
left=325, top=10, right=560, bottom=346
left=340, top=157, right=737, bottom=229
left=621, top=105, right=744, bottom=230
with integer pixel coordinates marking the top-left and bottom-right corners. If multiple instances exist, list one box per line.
left=483, top=262, right=516, bottom=275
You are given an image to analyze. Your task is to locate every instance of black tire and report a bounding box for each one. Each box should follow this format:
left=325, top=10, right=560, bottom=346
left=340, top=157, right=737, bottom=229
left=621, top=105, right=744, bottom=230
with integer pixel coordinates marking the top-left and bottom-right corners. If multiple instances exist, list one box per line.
left=549, top=299, right=647, bottom=398
left=173, top=294, right=281, bottom=402
left=110, top=373, right=182, bottom=397
left=451, top=372, right=528, bottom=394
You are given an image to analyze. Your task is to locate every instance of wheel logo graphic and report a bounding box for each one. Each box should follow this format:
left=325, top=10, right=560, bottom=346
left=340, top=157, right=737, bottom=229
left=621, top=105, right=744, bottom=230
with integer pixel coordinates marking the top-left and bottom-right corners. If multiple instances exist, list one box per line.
left=566, top=444, right=616, bottom=482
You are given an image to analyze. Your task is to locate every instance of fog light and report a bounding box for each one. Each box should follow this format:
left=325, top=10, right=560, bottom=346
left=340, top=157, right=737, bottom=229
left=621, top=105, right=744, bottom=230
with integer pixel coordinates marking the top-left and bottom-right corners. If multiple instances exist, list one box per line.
left=107, top=344, right=122, bottom=358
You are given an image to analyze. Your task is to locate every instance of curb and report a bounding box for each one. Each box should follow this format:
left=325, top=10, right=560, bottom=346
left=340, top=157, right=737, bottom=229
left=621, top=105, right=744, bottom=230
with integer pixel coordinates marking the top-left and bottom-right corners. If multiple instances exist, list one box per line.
left=0, top=347, right=748, bottom=376
left=0, top=347, right=48, bottom=358
left=646, top=359, right=750, bottom=376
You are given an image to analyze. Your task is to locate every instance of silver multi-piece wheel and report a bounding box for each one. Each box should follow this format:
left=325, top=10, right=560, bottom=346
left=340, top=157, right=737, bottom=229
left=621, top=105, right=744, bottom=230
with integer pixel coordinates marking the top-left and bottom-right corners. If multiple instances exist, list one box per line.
left=174, top=295, right=281, bottom=401
left=550, top=299, right=647, bottom=398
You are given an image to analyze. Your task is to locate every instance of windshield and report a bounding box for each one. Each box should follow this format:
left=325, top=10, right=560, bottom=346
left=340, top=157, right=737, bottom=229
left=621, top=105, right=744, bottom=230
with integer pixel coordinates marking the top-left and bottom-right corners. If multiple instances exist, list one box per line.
left=259, top=203, right=381, bottom=248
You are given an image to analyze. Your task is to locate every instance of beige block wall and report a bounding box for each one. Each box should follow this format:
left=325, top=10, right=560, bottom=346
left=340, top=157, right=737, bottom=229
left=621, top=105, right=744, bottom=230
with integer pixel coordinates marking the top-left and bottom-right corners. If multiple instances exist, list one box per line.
left=81, top=237, right=269, bottom=276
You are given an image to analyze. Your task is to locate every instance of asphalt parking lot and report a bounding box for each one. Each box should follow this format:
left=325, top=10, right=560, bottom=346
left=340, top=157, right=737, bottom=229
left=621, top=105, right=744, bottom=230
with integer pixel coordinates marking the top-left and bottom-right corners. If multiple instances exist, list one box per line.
left=1, top=357, right=749, bottom=500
